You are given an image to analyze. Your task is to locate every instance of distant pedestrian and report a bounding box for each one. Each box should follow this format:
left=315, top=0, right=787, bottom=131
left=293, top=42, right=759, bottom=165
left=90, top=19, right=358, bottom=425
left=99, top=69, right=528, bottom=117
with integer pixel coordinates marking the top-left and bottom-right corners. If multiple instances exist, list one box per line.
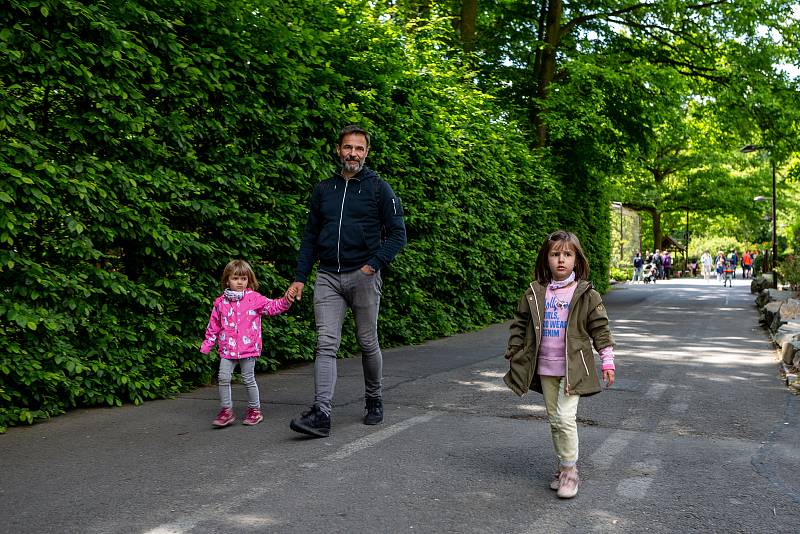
left=632, top=251, right=643, bottom=283
left=663, top=251, right=672, bottom=279
left=653, top=249, right=664, bottom=279
left=201, top=260, right=295, bottom=428
left=688, top=259, right=698, bottom=277
left=742, top=251, right=752, bottom=279
left=729, top=250, right=739, bottom=279
left=715, top=252, right=725, bottom=282
left=723, top=260, right=734, bottom=287
left=504, top=230, right=615, bottom=500
left=701, top=250, right=713, bottom=282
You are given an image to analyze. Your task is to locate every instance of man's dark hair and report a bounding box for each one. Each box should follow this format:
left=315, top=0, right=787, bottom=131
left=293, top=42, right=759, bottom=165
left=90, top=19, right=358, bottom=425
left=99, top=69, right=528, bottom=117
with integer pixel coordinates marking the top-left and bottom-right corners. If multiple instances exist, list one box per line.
left=338, top=124, right=370, bottom=147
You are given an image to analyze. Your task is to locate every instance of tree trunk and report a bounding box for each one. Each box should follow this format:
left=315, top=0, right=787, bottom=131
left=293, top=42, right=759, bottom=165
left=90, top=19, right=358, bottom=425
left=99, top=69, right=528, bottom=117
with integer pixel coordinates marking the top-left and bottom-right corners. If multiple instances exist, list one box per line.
left=460, top=0, right=477, bottom=52
left=533, top=0, right=563, bottom=147
left=640, top=207, right=662, bottom=252
left=652, top=210, right=662, bottom=252
left=419, top=0, right=431, bottom=18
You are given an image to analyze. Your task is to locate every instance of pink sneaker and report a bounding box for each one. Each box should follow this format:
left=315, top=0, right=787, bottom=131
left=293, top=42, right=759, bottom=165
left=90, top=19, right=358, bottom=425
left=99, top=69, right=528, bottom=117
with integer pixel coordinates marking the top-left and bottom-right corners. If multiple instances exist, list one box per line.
left=556, top=469, right=579, bottom=499
left=212, top=407, right=235, bottom=428
left=242, top=407, right=263, bottom=426
left=549, top=471, right=561, bottom=490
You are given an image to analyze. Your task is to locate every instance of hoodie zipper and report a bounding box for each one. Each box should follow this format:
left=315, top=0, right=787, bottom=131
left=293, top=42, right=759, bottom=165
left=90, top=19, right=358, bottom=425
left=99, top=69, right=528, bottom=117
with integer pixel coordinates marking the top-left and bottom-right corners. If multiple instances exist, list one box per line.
left=336, top=180, right=349, bottom=272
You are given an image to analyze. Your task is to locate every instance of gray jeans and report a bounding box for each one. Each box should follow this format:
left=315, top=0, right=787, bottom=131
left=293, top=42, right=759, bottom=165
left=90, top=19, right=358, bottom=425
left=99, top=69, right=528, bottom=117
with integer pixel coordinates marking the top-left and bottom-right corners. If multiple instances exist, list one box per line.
left=218, top=357, right=259, bottom=409
left=313, top=269, right=383, bottom=415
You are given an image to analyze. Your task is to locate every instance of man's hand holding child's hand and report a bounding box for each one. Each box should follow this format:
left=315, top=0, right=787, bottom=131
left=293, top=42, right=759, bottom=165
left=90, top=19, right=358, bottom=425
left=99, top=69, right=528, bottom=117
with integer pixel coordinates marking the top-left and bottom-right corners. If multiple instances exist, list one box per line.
left=285, top=287, right=297, bottom=302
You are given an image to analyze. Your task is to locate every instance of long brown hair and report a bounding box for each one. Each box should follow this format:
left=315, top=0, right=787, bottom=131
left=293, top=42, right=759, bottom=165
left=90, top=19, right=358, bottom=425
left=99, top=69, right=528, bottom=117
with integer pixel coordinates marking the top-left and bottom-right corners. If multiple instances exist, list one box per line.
left=220, top=259, right=259, bottom=291
left=533, top=230, right=591, bottom=283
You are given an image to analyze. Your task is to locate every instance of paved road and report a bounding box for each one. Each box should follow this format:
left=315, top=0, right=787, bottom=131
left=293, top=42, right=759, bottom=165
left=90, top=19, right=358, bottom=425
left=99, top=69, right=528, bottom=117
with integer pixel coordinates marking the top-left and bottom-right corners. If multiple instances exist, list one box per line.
left=2, top=278, right=799, bottom=533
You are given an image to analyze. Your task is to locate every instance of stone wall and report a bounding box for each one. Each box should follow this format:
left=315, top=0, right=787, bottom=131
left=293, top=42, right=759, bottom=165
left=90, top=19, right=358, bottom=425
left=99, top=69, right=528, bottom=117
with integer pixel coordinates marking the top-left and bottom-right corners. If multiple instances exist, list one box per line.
left=753, top=276, right=800, bottom=391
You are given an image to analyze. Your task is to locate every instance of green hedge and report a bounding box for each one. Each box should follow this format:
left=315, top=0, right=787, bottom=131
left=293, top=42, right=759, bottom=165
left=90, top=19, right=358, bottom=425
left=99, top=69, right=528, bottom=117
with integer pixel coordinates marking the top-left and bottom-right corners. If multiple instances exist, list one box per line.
left=0, top=0, right=600, bottom=431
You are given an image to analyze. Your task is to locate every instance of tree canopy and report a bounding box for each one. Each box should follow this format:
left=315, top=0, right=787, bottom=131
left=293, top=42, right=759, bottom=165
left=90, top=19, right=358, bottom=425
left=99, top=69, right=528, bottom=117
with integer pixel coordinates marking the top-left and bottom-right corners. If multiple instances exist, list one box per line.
left=1, top=0, right=798, bottom=430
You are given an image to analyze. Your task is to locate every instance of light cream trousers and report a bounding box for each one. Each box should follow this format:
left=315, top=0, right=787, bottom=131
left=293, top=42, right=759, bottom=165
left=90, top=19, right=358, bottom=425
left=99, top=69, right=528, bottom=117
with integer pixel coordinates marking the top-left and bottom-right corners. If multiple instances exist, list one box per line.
left=540, top=375, right=580, bottom=468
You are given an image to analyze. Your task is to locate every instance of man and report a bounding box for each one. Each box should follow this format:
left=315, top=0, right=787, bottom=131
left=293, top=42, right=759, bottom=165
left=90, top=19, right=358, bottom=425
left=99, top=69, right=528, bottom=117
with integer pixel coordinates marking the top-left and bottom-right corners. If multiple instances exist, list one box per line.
left=287, top=125, right=407, bottom=438
left=632, top=251, right=643, bottom=283
left=701, top=250, right=713, bottom=282
left=653, top=249, right=664, bottom=279
left=729, top=250, right=739, bottom=279
left=742, top=250, right=752, bottom=279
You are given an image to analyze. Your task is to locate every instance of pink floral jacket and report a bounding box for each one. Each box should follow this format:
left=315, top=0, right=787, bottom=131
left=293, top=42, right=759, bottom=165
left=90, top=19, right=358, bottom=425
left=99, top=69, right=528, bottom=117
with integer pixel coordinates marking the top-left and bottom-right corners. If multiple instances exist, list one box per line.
left=200, top=289, right=291, bottom=360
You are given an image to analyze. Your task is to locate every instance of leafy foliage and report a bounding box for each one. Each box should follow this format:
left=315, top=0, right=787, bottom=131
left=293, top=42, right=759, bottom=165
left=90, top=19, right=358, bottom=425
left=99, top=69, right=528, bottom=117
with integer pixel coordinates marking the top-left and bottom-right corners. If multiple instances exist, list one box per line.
left=0, top=0, right=558, bottom=430
left=609, top=266, right=631, bottom=282
left=436, top=0, right=800, bottom=262
left=777, top=255, right=800, bottom=289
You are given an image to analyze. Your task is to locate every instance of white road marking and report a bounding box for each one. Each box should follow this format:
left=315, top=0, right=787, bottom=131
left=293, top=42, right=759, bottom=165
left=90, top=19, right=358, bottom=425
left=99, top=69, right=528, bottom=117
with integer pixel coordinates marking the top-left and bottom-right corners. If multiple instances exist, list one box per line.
left=325, top=413, right=439, bottom=461
left=670, top=401, right=689, bottom=413
left=616, top=460, right=662, bottom=499
left=590, top=430, right=638, bottom=469
left=143, top=412, right=439, bottom=534
left=644, top=382, right=669, bottom=400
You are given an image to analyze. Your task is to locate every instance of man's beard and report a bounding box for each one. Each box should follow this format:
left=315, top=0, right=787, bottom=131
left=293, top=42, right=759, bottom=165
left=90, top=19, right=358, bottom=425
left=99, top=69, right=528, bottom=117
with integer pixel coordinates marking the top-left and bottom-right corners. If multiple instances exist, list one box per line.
left=341, top=157, right=363, bottom=174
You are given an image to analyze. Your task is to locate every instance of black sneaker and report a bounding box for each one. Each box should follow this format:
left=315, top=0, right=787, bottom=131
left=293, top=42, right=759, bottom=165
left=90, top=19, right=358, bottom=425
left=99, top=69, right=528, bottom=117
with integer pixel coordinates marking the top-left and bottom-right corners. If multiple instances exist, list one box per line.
left=290, top=405, right=330, bottom=437
left=364, top=397, right=383, bottom=425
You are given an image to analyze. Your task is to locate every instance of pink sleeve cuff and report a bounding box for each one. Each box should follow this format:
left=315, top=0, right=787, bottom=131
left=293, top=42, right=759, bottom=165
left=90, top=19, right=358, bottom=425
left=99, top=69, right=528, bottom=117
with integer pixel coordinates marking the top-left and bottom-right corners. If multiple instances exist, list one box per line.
left=599, top=345, right=615, bottom=371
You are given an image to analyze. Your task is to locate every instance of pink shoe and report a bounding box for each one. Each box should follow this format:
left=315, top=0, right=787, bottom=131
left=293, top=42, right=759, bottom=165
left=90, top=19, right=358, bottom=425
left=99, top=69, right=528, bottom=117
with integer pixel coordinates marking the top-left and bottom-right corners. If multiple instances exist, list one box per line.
left=549, top=471, right=561, bottom=490
left=556, top=469, right=579, bottom=499
left=212, top=407, right=235, bottom=427
left=242, top=407, right=263, bottom=426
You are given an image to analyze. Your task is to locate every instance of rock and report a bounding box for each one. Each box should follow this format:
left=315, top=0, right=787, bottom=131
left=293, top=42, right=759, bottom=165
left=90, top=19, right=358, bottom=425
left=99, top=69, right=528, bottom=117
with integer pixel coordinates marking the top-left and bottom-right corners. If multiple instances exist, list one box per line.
left=766, top=288, right=796, bottom=302
left=781, top=339, right=800, bottom=366
left=778, top=299, right=800, bottom=322
left=754, top=287, right=794, bottom=308
left=756, top=288, right=771, bottom=308
left=751, top=276, right=771, bottom=294
left=773, top=321, right=800, bottom=346
left=770, top=313, right=784, bottom=333
left=762, top=300, right=783, bottom=327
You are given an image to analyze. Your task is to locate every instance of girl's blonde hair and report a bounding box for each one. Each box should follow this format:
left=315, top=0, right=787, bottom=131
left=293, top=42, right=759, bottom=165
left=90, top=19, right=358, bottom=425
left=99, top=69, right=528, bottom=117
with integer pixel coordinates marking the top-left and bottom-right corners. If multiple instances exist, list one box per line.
left=220, top=259, right=259, bottom=290
left=533, top=230, right=591, bottom=283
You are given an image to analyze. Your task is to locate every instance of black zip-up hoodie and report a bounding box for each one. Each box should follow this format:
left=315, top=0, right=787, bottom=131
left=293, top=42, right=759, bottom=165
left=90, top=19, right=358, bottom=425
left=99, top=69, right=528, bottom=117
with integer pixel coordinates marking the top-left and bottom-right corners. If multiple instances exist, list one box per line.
left=294, top=166, right=406, bottom=283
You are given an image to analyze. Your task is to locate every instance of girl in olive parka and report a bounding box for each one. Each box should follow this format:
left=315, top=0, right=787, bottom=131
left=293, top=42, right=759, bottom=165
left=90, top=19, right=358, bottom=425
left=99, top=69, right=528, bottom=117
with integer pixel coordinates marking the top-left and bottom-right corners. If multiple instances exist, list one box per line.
left=504, top=230, right=616, bottom=499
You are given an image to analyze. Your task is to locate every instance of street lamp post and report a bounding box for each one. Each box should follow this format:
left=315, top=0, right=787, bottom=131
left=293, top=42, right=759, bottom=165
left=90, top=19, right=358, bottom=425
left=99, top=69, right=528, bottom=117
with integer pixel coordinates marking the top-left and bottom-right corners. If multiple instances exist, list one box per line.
left=685, top=206, right=689, bottom=273
left=685, top=173, right=690, bottom=274
left=742, top=144, right=777, bottom=288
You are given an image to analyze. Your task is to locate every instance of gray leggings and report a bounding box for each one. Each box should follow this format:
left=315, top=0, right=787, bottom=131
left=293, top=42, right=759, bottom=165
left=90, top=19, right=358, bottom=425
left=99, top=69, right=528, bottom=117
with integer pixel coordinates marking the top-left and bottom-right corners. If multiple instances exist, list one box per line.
left=218, top=357, right=259, bottom=409
left=313, top=269, right=383, bottom=415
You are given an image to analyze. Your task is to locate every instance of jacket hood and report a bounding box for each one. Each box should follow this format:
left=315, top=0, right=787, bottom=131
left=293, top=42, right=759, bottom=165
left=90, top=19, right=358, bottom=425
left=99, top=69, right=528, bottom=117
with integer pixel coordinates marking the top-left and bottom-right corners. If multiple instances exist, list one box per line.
left=334, top=165, right=378, bottom=181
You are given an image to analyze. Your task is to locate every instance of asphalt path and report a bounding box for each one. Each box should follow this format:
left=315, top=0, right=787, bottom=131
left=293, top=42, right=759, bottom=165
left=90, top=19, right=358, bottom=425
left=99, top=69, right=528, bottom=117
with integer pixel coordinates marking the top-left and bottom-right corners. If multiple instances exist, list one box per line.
left=2, top=278, right=799, bottom=533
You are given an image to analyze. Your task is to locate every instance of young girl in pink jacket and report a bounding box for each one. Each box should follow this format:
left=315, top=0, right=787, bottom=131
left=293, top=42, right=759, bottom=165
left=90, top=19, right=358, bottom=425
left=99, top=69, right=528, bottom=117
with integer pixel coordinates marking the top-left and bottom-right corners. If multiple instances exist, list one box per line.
left=201, top=260, right=296, bottom=427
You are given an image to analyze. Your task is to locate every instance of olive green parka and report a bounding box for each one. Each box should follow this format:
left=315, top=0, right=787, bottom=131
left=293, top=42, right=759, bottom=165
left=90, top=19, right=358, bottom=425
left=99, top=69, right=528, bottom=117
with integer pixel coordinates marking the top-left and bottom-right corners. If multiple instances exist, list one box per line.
left=503, top=279, right=614, bottom=397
